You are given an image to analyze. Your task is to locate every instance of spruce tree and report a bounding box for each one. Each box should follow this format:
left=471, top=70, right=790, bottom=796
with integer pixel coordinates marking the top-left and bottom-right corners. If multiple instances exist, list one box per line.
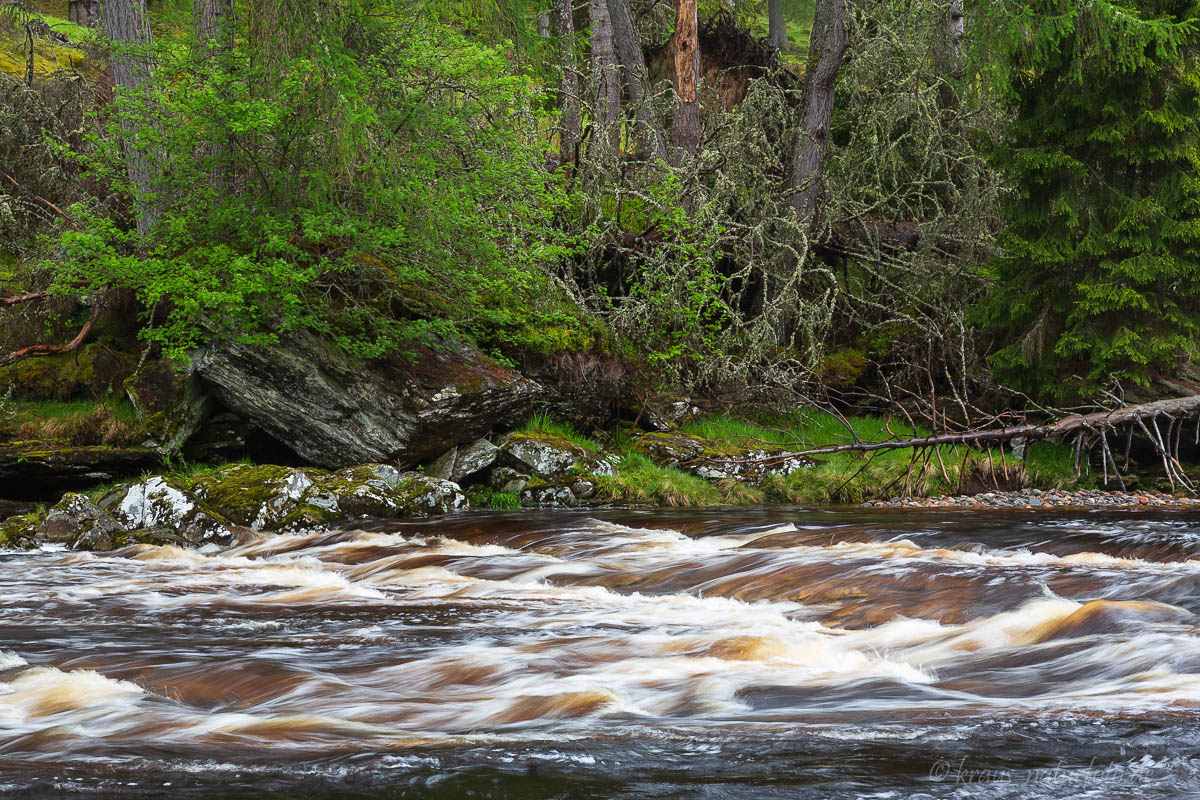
left=979, top=0, right=1200, bottom=398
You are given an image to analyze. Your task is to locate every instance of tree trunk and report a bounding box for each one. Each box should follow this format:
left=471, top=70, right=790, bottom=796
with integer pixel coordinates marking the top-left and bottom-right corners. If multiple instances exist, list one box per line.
left=589, top=0, right=621, bottom=156
left=768, top=0, right=787, bottom=51
left=104, top=0, right=159, bottom=236
left=69, top=0, right=103, bottom=27
left=555, top=0, right=580, bottom=166
left=606, top=0, right=669, bottom=164
left=944, top=0, right=964, bottom=75
left=789, top=0, right=848, bottom=232
left=193, top=0, right=234, bottom=193
left=193, top=0, right=233, bottom=47
left=670, top=0, right=700, bottom=159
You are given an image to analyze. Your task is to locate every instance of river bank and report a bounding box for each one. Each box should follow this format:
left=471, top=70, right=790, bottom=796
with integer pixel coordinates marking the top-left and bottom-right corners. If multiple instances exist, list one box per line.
left=868, top=488, right=1200, bottom=509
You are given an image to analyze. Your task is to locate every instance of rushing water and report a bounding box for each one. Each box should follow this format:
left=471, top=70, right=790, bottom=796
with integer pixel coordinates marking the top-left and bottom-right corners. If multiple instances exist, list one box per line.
left=3, top=508, right=1200, bottom=798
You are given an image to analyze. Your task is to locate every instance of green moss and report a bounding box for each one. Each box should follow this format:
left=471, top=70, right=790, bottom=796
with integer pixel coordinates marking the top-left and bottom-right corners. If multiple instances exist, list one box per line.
left=0, top=344, right=136, bottom=402
left=187, top=464, right=330, bottom=527
left=0, top=512, right=39, bottom=549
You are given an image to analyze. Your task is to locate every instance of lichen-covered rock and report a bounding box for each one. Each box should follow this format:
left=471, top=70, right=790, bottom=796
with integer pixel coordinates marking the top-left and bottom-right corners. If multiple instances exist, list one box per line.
left=26, top=461, right=469, bottom=552
left=391, top=472, right=468, bottom=515
left=632, top=431, right=706, bottom=466
left=519, top=485, right=577, bottom=507
left=632, top=431, right=812, bottom=485
left=37, top=492, right=121, bottom=545
left=124, top=360, right=212, bottom=455
left=693, top=450, right=814, bottom=484
left=310, top=464, right=407, bottom=518
left=188, top=465, right=334, bottom=531
left=450, top=439, right=499, bottom=482
left=489, top=466, right=529, bottom=493
left=192, top=331, right=541, bottom=469
left=100, top=476, right=237, bottom=546
left=499, top=434, right=617, bottom=480
left=0, top=512, right=39, bottom=550
left=570, top=478, right=596, bottom=499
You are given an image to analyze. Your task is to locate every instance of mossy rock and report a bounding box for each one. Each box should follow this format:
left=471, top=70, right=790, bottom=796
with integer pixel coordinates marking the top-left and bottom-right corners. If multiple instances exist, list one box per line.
left=633, top=431, right=813, bottom=485
left=99, top=476, right=237, bottom=547
left=499, top=433, right=617, bottom=479
left=0, top=512, right=39, bottom=550
left=39, top=492, right=121, bottom=546
left=632, top=430, right=707, bottom=467
left=124, top=359, right=211, bottom=454
left=188, top=464, right=337, bottom=531
left=188, top=462, right=467, bottom=529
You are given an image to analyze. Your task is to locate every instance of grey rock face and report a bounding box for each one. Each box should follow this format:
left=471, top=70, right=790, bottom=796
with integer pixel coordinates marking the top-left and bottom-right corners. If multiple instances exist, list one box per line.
left=499, top=434, right=614, bottom=480
left=191, top=331, right=541, bottom=469
left=519, top=485, right=577, bottom=507
left=428, top=439, right=500, bottom=483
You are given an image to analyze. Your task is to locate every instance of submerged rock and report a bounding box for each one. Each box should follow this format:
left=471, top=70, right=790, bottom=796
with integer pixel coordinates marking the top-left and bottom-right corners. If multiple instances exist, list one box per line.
left=192, top=331, right=541, bottom=469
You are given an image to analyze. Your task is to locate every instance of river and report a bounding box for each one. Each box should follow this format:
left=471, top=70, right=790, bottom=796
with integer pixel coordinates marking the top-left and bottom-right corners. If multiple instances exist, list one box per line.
left=3, top=508, right=1200, bottom=798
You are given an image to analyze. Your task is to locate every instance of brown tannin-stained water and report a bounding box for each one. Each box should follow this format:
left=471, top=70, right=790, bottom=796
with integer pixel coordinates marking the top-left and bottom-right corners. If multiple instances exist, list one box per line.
left=4, top=509, right=1200, bottom=798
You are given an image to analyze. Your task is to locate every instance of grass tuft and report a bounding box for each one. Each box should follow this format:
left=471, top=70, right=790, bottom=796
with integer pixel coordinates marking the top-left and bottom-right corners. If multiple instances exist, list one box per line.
left=518, top=412, right=601, bottom=452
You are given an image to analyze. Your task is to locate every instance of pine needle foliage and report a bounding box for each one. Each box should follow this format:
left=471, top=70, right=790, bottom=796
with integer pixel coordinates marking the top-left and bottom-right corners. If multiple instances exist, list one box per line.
left=976, top=0, right=1200, bottom=398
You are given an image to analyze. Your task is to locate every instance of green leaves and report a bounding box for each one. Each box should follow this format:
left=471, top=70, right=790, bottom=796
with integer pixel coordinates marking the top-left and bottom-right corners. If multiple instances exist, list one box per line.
left=43, top=1, right=594, bottom=364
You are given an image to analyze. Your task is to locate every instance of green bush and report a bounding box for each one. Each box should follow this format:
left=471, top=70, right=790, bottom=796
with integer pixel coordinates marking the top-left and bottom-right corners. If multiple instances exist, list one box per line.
left=46, top=1, right=596, bottom=362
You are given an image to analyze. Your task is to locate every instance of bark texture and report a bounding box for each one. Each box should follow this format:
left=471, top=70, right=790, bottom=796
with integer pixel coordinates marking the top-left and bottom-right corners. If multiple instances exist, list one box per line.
left=193, top=0, right=234, bottom=49
left=588, top=0, right=622, bottom=155
left=555, top=0, right=580, bottom=166
left=193, top=0, right=235, bottom=192
left=768, top=0, right=787, bottom=51
left=69, top=0, right=103, bottom=27
left=606, top=0, right=669, bottom=163
left=103, top=0, right=159, bottom=235
left=670, top=0, right=701, bottom=158
left=789, top=0, right=848, bottom=231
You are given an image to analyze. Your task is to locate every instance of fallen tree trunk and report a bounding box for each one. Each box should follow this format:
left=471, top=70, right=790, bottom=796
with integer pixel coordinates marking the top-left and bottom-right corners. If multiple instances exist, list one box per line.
left=721, top=395, right=1200, bottom=461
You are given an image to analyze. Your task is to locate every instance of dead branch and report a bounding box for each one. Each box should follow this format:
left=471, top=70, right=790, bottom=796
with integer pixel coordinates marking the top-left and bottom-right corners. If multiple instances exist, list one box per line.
left=0, top=300, right=102, bottom=368
left=0, top=282, right=91, bottom=307
left=704, top=395, right=1200, bottom=464
left=1, top=172, right=81, bottom=231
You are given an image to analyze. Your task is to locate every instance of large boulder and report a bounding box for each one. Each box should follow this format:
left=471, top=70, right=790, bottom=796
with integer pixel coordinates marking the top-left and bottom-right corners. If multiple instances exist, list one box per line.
left=191, top=332, right=542, bottom=469
left=100, top=476, right=238, bottom=547
left=499, top=433, right=617, bottom=480
left=426, top=438, right=500, bottom=483
left=124, top=360, right=211, bottom=455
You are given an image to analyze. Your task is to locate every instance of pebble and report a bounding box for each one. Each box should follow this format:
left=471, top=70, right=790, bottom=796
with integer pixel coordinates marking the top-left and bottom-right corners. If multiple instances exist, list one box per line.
left=865, top=489, right=1200, bottom=510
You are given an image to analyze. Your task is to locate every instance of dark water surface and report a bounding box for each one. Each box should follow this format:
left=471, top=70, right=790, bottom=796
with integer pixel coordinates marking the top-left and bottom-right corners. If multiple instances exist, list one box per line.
left=4, top=508, right=1200, bottom=798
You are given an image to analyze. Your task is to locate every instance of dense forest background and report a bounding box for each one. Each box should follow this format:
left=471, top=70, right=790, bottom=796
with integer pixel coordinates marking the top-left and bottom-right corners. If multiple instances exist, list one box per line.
left=2, top=0, right=1199, bottom=426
